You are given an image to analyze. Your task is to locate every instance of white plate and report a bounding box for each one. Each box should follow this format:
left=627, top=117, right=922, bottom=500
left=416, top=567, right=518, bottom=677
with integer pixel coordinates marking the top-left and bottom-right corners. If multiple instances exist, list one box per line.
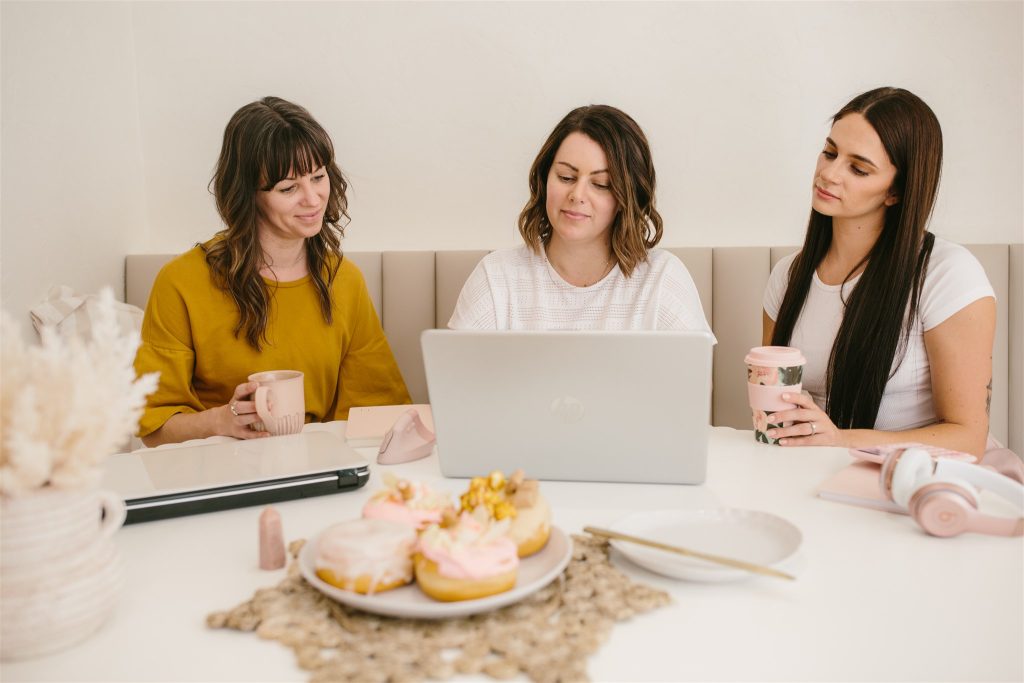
left=299, top=526, right=572, bottom=619
left=609, top=509, right=801, bottom=582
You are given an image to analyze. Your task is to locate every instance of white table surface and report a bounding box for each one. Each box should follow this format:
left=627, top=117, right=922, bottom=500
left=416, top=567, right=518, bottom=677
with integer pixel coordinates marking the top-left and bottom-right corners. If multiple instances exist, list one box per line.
left=3, top=424, right=1022, bottom=682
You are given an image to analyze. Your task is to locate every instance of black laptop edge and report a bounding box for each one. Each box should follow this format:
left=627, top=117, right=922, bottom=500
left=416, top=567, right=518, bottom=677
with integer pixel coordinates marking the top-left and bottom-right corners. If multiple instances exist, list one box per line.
left=121, top=466, right=370, bottom=524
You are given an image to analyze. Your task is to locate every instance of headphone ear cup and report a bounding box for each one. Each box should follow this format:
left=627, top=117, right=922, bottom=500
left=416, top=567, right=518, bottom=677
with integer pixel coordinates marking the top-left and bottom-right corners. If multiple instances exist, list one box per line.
left=882, top=448, right=934, bottom=507
left=908, top=479, right=980, bottom=537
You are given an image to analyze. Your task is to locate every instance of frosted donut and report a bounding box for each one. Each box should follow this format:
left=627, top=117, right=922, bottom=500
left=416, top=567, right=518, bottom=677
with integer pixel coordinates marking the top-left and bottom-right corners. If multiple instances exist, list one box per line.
left=507, top=496, right=552, bottom=557
left=415, top=514, right=519, bottom=602
left=315, top=518, right=416, bottom=594
left=460, top=470, right=552, bottom=557
left=362, top=474, right=453, bottom=531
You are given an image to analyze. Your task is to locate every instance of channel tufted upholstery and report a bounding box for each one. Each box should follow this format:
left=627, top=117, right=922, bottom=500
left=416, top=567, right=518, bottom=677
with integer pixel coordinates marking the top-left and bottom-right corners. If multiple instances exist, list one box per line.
left=127, top=244, right=1023, bottom=454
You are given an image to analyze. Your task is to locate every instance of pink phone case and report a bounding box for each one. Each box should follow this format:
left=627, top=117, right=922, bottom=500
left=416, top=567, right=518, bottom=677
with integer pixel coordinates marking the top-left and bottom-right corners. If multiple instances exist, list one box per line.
left=848, top=442, right=977, bottom=464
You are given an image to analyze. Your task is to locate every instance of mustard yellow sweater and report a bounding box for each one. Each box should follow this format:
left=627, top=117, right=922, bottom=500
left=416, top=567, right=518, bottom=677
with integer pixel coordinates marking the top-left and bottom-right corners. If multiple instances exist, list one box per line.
left=134, top=246, right=410, bottom=437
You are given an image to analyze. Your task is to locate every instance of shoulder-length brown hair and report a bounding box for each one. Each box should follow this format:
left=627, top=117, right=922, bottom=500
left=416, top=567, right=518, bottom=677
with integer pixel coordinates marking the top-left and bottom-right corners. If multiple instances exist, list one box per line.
left=518, top=105, right=663, bottom=277
left=771, top=87, right=942, bottom=429
left=204, top=96, right=350, bottom=350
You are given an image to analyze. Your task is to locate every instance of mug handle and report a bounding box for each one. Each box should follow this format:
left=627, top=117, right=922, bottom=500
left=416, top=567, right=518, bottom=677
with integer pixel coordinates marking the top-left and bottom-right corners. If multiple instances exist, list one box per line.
left=254, top=385, right=274, bottom=428
left=98, top=490, right=127, bottom=539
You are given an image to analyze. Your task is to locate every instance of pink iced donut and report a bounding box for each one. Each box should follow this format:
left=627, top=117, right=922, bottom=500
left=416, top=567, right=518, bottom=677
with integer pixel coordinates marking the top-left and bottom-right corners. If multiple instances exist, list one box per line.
left=414, top=513, right=519, bottom=602
left=315, top=518, right=416, bottom=594
left=362, top=475, right=452, bottom=531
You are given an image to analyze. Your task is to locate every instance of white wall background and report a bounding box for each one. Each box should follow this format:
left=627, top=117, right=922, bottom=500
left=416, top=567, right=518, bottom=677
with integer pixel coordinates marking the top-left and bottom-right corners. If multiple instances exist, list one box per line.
left=2, top=1, right=1022, bottom=330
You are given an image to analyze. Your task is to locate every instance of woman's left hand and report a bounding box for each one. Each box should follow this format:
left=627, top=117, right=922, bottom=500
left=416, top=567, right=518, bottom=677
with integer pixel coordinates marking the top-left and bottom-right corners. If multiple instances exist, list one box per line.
left=767, top=392, right=846, bottom=447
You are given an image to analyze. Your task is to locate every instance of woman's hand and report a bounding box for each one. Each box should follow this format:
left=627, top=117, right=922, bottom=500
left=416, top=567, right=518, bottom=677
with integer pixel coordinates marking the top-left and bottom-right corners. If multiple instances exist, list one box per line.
left=141, top=381, right=271, bottom=446
left=766, top=392, right=847, bottom=447
left=217, top=381, right=270, bottom=439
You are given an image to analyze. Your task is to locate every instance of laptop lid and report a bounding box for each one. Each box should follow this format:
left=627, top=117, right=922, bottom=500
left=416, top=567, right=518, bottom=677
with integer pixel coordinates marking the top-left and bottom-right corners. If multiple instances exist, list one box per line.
left=101, top=431, right=370, bottom=523
left=421, top=330, right=713, bottom=484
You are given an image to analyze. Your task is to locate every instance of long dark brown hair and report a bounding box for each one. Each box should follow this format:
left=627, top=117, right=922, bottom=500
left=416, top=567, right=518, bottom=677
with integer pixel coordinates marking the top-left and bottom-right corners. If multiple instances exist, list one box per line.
left=205, top=96, right=350, bottom=350
left=518, top=105, right=662, bottom=278
left=771, top=87, right=941, bottom=428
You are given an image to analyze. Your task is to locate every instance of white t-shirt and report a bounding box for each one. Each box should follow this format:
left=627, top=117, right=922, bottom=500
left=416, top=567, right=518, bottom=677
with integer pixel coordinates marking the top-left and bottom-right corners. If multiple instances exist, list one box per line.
left=763, top=237, right=995, bottom=431
left=449, top=245, right=713, bottom=336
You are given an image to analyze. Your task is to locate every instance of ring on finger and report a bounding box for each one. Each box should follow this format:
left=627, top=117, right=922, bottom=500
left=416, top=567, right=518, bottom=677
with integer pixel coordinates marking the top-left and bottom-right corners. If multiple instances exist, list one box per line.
left=809, top=421, right=817, bottom=436
left=230, top=402, right=239, bottom=417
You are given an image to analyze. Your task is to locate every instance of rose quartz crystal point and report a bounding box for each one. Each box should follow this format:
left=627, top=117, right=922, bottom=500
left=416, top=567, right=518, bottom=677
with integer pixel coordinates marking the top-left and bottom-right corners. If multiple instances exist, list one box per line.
left=259, top=506, right=286, bottom=570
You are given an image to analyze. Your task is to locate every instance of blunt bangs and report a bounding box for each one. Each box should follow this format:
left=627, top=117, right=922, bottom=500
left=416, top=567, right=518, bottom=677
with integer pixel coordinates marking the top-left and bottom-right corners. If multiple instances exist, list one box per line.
left=258, top=126, right=334, bottom=191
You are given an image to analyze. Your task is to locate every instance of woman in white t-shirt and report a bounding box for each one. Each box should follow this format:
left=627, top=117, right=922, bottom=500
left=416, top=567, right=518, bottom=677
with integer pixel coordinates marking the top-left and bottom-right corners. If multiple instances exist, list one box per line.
left=762, top=87, right=995, bottom=456
left=449, top=105, right=712, bottom=335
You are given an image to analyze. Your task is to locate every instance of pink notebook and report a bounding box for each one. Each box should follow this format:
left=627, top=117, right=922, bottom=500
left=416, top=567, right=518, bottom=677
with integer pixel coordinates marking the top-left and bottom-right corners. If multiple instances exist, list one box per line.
left=344, top=404, right=433, bottom=447
left=816, top=461, right=906, bottom=514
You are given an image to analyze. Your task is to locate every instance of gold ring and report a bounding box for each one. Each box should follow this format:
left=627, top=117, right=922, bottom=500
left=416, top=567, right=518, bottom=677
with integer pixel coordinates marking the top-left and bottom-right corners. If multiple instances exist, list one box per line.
left=230, top=402, right=239, bottom=417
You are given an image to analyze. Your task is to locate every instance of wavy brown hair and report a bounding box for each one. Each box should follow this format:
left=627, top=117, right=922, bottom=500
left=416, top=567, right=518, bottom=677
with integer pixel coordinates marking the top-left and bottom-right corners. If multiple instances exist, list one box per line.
left=204, top=96, right=350, bottom=350
left=771, top=87, right=941, bottom=428
left=518, top=105, right=663, bottom=277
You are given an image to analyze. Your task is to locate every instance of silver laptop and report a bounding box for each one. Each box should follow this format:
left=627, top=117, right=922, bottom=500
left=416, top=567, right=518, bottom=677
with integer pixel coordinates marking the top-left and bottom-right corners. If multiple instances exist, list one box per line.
left=101, top=431, right=370, bottom=523
left=421, top=330, right=714, bottom=484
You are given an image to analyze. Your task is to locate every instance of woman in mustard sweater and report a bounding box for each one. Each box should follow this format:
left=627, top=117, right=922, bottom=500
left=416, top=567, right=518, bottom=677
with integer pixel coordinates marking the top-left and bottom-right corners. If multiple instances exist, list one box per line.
left=135, top=97, right=410, bottom=446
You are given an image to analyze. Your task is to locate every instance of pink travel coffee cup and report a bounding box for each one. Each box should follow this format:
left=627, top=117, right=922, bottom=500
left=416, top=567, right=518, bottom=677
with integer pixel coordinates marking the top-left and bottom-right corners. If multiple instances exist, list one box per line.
left=744, top=346, right=806, bottom=445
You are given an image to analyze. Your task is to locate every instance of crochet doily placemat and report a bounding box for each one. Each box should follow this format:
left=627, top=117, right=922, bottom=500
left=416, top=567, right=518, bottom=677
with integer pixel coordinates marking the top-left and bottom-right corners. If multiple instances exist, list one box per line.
left=207, top=534, right=670, bottom=682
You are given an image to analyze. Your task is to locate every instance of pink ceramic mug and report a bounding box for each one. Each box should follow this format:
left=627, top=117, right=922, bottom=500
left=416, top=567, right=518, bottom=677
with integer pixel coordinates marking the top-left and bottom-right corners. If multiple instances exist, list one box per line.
left=744, top=346, right=806, bottom=445
left=248, top=370, right=305, bottom=436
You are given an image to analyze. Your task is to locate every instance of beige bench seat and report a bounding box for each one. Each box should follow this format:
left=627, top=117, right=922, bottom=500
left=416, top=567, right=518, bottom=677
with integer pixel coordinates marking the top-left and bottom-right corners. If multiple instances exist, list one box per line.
left=127, top=244, right=1023, bottom=454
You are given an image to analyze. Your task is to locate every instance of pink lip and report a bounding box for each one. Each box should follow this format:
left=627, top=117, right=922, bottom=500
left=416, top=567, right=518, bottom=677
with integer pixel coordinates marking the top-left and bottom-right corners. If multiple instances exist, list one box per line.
left=561, top=209, right=589, bottom=220
left=815, top=187, right=839, bottom=201
left=296, top=211, right=321, bottom=220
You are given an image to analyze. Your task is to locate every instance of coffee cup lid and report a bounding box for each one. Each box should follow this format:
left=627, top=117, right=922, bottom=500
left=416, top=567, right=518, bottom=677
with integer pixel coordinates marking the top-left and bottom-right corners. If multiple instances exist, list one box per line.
left=744, top=346, right=806, bottom=367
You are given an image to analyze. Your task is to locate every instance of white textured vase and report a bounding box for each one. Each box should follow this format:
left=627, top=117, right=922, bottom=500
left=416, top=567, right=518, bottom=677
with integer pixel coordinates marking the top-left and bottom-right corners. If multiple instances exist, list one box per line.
left=0, top=487, right=126, bottom=660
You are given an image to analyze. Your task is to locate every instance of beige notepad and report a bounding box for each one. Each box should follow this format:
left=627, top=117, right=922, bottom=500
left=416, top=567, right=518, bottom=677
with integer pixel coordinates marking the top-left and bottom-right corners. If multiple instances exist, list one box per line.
left=344, top=404, right=433, bottom=447
left=816, top=461, right=906, bottom=514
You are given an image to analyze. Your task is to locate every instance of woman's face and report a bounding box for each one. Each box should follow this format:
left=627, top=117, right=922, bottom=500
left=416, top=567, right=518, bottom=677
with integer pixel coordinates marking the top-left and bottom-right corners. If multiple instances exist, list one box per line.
left=256, top=166, right=330, bottom=242
left=812, top=113, right=898, bottom=226
left=545, top=132, right=618, bottom=248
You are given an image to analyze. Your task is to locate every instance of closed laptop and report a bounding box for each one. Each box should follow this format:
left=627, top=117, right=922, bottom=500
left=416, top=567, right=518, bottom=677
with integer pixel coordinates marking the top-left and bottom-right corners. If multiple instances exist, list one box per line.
left=102, top=431, right=369, bottom=523
left=421, top=330, right=713, bottom=484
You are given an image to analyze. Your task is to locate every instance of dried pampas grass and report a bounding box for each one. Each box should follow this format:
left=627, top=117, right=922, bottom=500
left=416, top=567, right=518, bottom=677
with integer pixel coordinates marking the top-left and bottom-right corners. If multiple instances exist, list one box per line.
left=1, top=288, right=158, bottom=495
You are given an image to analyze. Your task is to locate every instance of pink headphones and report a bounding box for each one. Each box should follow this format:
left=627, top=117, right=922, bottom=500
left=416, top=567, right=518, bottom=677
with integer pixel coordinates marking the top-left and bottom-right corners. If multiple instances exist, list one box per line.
left=879, top=447, right=1024, bottom=537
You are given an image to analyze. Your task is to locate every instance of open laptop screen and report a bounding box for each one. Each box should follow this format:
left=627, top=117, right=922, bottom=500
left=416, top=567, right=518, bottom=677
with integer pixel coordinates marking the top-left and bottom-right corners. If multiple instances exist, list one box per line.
left=421, top=330, right=713, bottom=485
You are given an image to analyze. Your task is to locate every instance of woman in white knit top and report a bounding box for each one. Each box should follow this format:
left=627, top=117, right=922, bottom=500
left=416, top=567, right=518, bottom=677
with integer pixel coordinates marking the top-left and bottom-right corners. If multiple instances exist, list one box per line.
left=449, top=105, right=712, bottom=336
